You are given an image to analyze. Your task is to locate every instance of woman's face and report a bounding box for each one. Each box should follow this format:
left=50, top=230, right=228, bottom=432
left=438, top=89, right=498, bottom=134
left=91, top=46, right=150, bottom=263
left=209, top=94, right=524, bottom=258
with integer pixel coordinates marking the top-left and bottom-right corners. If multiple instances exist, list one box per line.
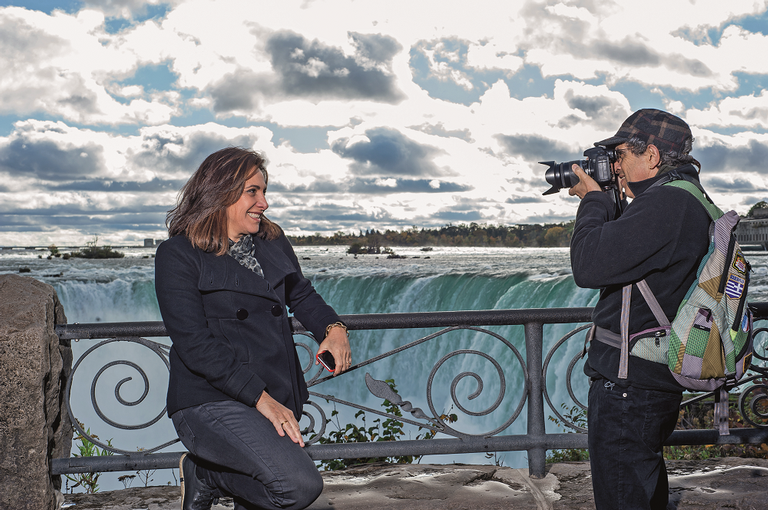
left=226, top=169, right=268, bottom=242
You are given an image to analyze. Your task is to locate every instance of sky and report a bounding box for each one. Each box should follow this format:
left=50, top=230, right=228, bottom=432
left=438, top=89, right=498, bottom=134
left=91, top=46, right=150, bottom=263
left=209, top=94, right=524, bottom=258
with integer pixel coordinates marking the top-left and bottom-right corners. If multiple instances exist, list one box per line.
left=1, top=0, right=768, bottom=246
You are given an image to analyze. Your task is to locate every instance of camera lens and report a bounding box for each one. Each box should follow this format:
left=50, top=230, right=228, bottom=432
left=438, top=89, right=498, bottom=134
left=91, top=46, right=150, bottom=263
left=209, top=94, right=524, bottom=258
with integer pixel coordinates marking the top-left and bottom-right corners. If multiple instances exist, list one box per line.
left=541, top=159, right=587, bottom=195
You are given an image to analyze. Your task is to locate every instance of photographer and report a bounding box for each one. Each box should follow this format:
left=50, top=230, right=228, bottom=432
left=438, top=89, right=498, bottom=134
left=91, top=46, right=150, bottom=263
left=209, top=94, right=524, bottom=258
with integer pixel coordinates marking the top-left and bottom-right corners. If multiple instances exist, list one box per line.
left=568, top=109, right=711, bottom=510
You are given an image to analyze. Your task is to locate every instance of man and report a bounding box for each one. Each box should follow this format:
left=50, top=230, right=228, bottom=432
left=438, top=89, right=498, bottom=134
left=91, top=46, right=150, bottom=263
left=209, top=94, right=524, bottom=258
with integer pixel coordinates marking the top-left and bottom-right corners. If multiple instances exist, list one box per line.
left=569, top=109, right=711, bottom=510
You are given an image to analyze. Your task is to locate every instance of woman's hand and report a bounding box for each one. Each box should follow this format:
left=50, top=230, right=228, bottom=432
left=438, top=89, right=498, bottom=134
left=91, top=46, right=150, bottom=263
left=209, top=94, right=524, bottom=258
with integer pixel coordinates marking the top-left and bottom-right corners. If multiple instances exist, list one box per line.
left=255, top=391, right=304, bottom=447
left=316, top=325, right=352, bottom=377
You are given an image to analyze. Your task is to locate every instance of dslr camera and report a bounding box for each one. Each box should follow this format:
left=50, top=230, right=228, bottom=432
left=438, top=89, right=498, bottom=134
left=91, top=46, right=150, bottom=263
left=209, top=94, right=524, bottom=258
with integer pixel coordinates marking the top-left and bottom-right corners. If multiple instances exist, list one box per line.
left=540, top=146, right=625, bottom=214
left=541, top=146, right=616, bottom=195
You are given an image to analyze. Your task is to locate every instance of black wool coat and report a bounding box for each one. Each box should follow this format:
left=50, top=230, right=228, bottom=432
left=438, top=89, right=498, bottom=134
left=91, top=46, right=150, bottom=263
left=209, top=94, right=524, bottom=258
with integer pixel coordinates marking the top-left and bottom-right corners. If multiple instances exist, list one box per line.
left=155, top=233, right=341, bottom=419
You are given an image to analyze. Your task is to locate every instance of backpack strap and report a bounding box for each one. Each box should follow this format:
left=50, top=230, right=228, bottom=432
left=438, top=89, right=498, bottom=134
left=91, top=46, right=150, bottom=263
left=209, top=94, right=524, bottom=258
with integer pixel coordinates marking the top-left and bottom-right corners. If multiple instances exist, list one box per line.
left=663, top=179, right=724, bottom=221
left=619, top=284, right=631, bottom=379
left=636, top=280, right=670, bottom=327
left=618, top=279, right=670, bottom=379
left=646, top=168, right=723, bottom=220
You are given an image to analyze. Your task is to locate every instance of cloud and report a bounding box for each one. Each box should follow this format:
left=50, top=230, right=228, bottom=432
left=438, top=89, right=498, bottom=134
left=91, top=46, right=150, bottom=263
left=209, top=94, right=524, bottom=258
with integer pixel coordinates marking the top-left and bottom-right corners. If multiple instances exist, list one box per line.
left=687, top=91, right=768, bottom=128
left=274, top=203, right=395, bottom=231
left=267, top=31, right=404, bottom=101
left=410, top=122, right=474, bottom=142
left=704, top=176, right=761, bottom=192
left=128, top=129, right=263, bottom=176
left=207, top=30, right=405, bottom=114
left=0, top=138, right=105, bottom=181
left=591, top=38, right=661, bottom=67
left=432, top=210, right=485, bottom=222
left=698, top=139, right=768, bottom=174
left=347, top=178, right=471, bottom=194
left=0, top=212, right=168, bottom=232
left=52, top=178, right=188, bottom=192
left=81, top=0, right=173, bottom=19
left=495, top=133, right=576, bottom=164
left=505, top=196, right=546, bottom=204
left=349, top=31, right=402, bottom=66
left=268, top=181, right=345, bottom=194
left=0, top=8, right=179, bottom=125
left=206, top=70, right=269, bottom=114
left=331, top=127, right=446, bottom=176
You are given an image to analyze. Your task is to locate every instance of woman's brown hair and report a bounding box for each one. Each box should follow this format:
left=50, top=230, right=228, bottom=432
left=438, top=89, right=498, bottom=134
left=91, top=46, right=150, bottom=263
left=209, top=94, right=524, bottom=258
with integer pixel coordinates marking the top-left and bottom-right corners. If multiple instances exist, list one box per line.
left=166, top=147, right=282, bottom=255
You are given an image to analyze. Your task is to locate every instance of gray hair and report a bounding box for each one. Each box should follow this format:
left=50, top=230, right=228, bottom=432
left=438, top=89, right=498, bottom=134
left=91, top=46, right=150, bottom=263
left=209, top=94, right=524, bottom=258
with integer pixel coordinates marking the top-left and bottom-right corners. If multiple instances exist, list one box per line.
left=625, top=136, right=700, bottom=171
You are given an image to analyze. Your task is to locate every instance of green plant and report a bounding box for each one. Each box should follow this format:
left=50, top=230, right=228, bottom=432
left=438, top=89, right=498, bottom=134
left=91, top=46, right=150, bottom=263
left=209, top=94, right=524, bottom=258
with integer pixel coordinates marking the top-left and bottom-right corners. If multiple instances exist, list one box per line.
left=317, top=379, right=457, bottom=470
left=65, top=421, right=114, bottom=494
left=546, top=403, right=589, bottom=463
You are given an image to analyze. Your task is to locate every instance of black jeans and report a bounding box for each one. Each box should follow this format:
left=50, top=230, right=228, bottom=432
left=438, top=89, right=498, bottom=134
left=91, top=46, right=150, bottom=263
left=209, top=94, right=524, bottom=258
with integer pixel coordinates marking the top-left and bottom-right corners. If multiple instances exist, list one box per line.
left=588, top=378, right=682, bottom=510
left=172, top=400, right=323, bottom=510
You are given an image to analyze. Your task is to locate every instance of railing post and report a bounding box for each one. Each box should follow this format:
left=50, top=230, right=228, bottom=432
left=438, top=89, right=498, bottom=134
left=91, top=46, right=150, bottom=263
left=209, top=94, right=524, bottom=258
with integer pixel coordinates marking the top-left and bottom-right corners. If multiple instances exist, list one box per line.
left=524, top=320, right=546, bottom=478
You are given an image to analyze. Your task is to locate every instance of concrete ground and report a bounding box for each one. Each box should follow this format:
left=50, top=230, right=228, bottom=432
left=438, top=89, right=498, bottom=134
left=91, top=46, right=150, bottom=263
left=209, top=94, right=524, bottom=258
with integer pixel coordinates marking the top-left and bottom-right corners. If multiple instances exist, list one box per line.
left=61, top=457, right=768, bottom=510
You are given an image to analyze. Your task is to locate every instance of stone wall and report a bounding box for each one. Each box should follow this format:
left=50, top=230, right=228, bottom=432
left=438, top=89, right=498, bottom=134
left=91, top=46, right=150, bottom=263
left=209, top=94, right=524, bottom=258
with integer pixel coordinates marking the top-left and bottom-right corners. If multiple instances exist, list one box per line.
left=0, top=274, right=72, bottom=510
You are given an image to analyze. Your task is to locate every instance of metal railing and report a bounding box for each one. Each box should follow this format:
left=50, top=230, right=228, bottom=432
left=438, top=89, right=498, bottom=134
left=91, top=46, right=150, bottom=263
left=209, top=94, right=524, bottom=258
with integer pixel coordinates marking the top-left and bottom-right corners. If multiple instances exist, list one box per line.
left=52, top=303, right=768, bottom=479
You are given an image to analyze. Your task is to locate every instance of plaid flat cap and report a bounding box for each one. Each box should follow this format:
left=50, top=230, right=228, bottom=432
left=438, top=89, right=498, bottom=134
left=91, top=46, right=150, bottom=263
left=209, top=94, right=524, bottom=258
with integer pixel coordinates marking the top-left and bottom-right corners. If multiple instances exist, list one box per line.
left=595, top=109, right=692, bottom=153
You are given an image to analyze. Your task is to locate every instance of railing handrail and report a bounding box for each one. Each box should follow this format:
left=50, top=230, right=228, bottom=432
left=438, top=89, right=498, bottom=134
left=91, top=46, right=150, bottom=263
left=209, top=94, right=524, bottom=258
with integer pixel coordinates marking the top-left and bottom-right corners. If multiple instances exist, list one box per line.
left=54, top=302, right=768, bottom=339
left=53, top=304, right=768, bottom=479
left=54, top=307, right=597, bottom=340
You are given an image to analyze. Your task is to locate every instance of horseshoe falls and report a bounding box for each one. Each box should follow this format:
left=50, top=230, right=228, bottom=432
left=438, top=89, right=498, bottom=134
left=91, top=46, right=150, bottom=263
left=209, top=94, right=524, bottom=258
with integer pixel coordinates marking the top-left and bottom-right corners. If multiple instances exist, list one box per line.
left=4, top=245, right=767, bottom=489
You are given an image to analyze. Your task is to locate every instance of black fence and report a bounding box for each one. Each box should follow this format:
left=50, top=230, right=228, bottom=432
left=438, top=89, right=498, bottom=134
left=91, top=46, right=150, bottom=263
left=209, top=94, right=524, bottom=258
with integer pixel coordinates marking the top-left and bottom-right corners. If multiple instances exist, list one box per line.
left=52, top=304, right=768, bottom=479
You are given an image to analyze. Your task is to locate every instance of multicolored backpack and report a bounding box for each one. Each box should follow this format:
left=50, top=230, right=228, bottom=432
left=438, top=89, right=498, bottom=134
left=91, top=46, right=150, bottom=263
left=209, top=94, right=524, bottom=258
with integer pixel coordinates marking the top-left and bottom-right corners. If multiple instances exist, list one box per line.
left=619, top=175, right=754, bottom=434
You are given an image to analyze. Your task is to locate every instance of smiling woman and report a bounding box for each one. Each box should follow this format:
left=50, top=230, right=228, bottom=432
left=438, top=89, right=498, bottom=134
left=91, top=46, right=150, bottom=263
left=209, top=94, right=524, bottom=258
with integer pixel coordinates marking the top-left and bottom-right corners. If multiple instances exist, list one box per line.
left=165, top=148, right=282, bottom=255
left=156, top=146, right=352, bottom=509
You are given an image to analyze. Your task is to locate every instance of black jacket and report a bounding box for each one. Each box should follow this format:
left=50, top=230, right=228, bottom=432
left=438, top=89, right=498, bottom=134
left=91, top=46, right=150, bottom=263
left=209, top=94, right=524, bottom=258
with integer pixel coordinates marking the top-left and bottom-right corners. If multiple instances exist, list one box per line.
left=155, top=233, right=341, bottom=418
left=571, top=164, right=711, bottom=391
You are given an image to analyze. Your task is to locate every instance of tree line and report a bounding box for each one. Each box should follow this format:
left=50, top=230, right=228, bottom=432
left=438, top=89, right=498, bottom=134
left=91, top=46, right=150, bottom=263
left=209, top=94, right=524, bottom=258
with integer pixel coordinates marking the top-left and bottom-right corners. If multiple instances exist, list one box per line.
left=288, top=221, right=575, bottom=251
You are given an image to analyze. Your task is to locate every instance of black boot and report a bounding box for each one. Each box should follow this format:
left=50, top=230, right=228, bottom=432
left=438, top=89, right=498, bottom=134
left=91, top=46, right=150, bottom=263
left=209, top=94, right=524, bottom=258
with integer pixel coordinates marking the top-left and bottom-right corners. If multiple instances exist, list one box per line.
left=180, top=453, right=216, bottom=510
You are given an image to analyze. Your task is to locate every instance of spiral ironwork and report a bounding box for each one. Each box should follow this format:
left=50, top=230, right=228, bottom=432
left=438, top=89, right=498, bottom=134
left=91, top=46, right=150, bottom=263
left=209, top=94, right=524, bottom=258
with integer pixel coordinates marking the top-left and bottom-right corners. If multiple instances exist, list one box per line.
left=307, top=325, right=528, bottom=439
left=542, top=324, right=591, bottom=432
left=65, top=336, right=179, bottom=455
left=301, top=400, right=328, bottom=445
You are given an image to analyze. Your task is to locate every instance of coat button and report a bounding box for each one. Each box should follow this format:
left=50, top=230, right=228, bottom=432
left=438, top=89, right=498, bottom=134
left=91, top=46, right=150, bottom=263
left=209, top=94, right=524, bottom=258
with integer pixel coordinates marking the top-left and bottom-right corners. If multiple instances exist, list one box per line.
left=271, top=305, right=283, bottom=317
left=236, top=309, right=248, bottom=320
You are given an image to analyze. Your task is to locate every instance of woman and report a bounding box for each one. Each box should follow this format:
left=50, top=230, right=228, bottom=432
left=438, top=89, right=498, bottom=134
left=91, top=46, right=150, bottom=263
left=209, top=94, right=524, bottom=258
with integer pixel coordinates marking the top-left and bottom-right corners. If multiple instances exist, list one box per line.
left=155, top=147, right=351, bottom=510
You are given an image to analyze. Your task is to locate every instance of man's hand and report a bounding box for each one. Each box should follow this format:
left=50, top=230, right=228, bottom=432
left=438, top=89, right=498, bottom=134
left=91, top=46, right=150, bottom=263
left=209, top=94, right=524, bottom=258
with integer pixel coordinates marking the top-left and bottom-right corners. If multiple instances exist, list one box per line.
left=568, top=164, right=601, bottom=199
left=255, top=390, right=305, bottom=446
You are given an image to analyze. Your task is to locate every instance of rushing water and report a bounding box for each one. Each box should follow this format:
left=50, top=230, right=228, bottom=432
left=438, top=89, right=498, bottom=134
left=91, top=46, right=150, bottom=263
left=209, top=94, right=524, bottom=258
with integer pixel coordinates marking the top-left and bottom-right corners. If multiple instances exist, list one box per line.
left=3, top=245, right=767, bottom=492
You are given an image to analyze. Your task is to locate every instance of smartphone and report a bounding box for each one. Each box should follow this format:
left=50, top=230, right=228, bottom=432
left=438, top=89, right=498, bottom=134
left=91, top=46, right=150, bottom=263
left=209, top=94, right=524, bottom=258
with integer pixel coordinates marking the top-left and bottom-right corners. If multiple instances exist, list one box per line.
left=316, top=351, right=336, bottom=372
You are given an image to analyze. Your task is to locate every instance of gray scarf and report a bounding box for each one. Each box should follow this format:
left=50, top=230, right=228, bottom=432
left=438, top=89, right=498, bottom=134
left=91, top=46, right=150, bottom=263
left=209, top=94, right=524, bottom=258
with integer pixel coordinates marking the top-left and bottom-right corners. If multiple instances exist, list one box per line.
left=228, top=235, right=264, bottom=278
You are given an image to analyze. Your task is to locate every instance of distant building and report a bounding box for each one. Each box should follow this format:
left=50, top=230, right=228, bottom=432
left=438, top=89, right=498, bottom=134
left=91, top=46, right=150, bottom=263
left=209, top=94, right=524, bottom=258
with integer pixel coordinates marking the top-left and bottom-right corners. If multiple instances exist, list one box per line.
left=736, top=217, right=768, bottom=251
left=143, top=238, right=154, bottom=247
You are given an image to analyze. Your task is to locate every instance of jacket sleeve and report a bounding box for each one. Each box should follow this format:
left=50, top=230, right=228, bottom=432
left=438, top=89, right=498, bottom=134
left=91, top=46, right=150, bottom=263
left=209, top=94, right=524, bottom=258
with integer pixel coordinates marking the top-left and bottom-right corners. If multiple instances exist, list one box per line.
left=155, top=238, right=266, bottom=406
left=570, top=187, right=697, bottom=289
left=276, top=235, right=341, bottom=343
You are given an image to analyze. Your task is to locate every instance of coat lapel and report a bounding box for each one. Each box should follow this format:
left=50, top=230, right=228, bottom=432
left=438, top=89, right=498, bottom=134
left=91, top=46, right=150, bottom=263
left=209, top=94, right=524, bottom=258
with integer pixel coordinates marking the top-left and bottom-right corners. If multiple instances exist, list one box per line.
left=250, top=234, right=295, bottom=288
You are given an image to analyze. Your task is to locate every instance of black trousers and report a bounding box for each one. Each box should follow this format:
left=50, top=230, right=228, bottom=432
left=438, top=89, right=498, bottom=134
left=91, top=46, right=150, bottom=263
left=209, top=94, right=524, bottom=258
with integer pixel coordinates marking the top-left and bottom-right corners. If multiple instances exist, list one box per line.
left=172, top=400, right=323, bottom=510
left=588, top=378, right=682, bottom=510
